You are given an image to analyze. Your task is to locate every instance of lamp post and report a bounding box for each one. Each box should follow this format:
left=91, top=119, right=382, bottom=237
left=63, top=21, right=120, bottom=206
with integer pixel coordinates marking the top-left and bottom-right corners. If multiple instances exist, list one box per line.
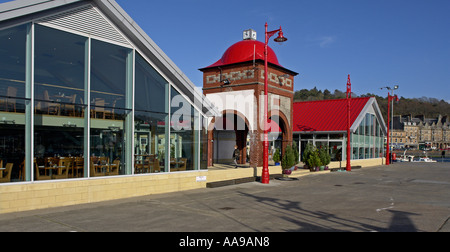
left=262, top=23, right=287, bottom=184
left=346, top=75, right=352, bottom=171
left=381, top=86, right=399, bottom=165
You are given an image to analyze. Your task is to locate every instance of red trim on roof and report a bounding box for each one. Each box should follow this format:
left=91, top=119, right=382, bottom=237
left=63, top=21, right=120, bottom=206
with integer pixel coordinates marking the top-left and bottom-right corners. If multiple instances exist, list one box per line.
left=293, top=97, right=371, bottom=132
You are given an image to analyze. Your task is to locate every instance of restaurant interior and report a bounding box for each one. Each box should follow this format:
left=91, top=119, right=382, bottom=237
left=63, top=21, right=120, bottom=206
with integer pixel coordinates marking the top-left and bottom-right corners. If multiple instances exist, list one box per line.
left=0, top=23, right=206, bottom=184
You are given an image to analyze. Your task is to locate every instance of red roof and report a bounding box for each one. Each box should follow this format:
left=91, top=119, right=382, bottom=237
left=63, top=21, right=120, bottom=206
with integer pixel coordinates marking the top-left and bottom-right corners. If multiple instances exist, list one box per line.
left=202, top=40, right=282, bottom=69
left=293, top=97, right=371, bottom=132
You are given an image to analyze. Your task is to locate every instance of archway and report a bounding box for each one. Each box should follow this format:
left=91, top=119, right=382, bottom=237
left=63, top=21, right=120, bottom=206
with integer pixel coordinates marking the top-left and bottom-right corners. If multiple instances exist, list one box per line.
left=208, top=110, right=250, bottom=166
left=268, top=111, right=292, bottom=161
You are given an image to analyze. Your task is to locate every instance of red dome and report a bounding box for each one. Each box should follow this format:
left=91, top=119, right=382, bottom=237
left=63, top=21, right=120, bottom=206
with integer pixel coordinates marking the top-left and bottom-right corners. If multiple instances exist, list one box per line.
left=203, top=40, right=282, bottom=69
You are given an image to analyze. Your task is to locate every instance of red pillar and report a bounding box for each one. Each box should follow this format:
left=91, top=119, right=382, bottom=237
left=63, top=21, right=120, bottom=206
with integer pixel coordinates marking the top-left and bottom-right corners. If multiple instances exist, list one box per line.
left=386, top=93, right=391, bottom=165
left=346, top=75, right=352, bottom=171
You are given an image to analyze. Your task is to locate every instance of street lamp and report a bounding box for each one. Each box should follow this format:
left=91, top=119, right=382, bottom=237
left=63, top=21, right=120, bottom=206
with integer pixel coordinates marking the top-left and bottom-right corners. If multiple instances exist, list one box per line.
left=381, top=85, right=399, bottom=165
left=262, top=23, right=287, bottom=184
left=346, top=75, right=352, bottom=171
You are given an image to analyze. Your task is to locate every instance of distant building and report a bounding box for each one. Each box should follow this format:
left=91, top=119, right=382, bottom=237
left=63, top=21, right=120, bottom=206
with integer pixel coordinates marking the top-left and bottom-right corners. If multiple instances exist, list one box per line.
left=392, top=114, right=450, bottom=150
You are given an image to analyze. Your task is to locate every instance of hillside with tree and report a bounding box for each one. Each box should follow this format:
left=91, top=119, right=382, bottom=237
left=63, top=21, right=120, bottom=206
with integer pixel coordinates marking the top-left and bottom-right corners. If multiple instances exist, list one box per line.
left=293, top=87, right=450, bottom=122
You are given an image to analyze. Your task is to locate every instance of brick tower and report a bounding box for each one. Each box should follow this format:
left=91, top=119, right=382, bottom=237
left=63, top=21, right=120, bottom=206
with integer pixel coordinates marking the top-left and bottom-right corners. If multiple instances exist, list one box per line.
left=200, top=29, right=298, bottom=167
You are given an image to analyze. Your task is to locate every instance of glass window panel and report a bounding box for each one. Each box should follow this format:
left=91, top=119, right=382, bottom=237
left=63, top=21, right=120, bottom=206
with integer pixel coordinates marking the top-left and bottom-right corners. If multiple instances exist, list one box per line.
left=329, top=134, right=343, bottom=139
left=135, top=53, right=168, bottom=113
left=359, top=147, right=364, bottom=159
left=34, top=25, right=87, bottom=180
left=0, top=24, right=27, bottom=99
left=315, top=134, right=328, bottom=139
left=0, top=100, right=26, bottom=183
left=329, top=142, right=342, bottom=161
left=134, top=111, right=168, bottom=173
left=134, top=53, right=169, bottom=174
left=365, top=114, right=371, bottom=136
left=352, top=147, right=358, bottom=160
left=359, top=116, right=365, bottom=136
left=90, top=108, right=128, bottom=177
left=90, top=39, right=131, bottom=177
left=300, top=134, right=313, bottom=140
left=34, top=25, right=86, bottom=109
left=200, top=115, right=208, bottom=170
left=0, top=24, right=27, bottom=183
left=91, top=39, right=130, bottom=110
left=170, top=87, right=197, bottom=171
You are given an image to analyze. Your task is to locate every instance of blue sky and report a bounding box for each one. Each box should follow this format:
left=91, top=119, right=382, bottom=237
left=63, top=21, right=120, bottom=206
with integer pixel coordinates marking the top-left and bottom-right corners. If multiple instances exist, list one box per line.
left=114, top=0, right=450, bottom=102
left=1, top=0, right=449, bottom=102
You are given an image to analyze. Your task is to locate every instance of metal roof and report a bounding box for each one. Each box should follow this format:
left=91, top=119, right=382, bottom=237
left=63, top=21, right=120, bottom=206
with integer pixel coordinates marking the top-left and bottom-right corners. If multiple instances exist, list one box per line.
left=199, top=38, right=298, bottom=75
left=293, top=97, right=387, bottom=135
left=202, top=40, right=282, bottom=69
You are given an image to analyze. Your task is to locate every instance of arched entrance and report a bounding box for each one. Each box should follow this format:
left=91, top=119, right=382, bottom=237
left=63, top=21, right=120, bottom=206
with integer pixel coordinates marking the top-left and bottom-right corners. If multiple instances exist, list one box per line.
left=208, top=110, right=250, bottom=166
left=268, top=111, right=292, bottom=161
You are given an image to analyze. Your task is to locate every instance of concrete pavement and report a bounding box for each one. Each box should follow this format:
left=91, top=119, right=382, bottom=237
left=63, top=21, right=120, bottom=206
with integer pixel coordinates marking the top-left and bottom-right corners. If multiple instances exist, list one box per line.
left=0, top=162, right=449, bottom=232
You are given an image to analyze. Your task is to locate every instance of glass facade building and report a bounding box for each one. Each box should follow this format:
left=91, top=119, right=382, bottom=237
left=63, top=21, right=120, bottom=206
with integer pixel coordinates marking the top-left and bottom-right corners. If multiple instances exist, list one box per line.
left=0, top=6, right=210, bottom=184
left=297, top=115, right=386, bottom=162
left=351, top=113, right=385, bottom=160
left=293, top=97, right=387, bottom=163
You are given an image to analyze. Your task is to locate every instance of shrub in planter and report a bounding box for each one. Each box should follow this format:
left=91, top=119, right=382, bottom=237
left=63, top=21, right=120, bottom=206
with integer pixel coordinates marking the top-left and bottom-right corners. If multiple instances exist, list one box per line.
left=306, top=148, right=322, bottom=172
left=273, top=148, right=281, bottom=165
left=302, top=142, right=315, bottom=170
left=319, top=145, right=331, bottom=170
left=281, top=144, right=296, bottom=173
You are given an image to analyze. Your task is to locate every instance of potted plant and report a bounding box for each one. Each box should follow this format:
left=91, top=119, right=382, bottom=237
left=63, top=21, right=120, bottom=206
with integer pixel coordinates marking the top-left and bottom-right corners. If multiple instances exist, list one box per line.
left=312, top=149, right=323, bottom=171
left=302, top=142, right=315, bottom=170
left=318, top=146, right=331, bottom=171
left=273, top=148, right=281, bottom=166
left=281, top=145, right=295, bottom=175
left=305, top=148, right=322, bottom=172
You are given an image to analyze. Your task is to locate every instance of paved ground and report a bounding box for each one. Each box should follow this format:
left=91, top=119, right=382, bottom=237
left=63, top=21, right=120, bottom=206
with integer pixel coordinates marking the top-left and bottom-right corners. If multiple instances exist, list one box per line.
left=0, top=162, right=449, bottom=232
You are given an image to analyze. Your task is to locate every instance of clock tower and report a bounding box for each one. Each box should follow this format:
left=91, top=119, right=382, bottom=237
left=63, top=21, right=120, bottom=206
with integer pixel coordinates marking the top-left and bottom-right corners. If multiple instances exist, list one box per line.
left=200, top=30, right=298, bottom=168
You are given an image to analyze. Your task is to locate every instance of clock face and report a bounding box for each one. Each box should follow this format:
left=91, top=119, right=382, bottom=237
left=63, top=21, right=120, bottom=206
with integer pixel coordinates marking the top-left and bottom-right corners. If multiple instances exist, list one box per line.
left=243, top=29, right=256, bottom=40
left=243, top=30, right=250, bottom=40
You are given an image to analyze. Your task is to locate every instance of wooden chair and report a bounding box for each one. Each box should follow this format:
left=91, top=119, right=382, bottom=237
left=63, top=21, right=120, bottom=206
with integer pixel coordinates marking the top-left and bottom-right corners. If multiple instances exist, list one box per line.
left=73, top=157, right=84, bottom=177
left=149, top=156, right=160, bottom=173
left=35, top=161, right=51, bottom=181
left=170, top=158, right=187, bottom=171
left=90, top=158, right=105, bottom=177
left=104, top=99, right=114, bottom=120
left=91, top=98, right=106, bottom=119
left=63, top=94, right=77, bottom=117
left=53, top=158, right=71, bottom=179
left=107, top=159, right=120, bottom=176
left=43, top=90, right=59, bottom=115
left=142, top=155, right=152, bottom=173
left=0, top=86, right=18, bottom=112
left=179, top=158, right=187, bottom=170
left=0, top=163, right=13, bottom=183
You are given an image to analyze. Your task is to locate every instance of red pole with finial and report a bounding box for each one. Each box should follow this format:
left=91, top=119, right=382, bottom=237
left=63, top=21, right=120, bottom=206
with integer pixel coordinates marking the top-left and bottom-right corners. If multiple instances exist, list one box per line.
left=346, top=74, right=352, bottom=171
